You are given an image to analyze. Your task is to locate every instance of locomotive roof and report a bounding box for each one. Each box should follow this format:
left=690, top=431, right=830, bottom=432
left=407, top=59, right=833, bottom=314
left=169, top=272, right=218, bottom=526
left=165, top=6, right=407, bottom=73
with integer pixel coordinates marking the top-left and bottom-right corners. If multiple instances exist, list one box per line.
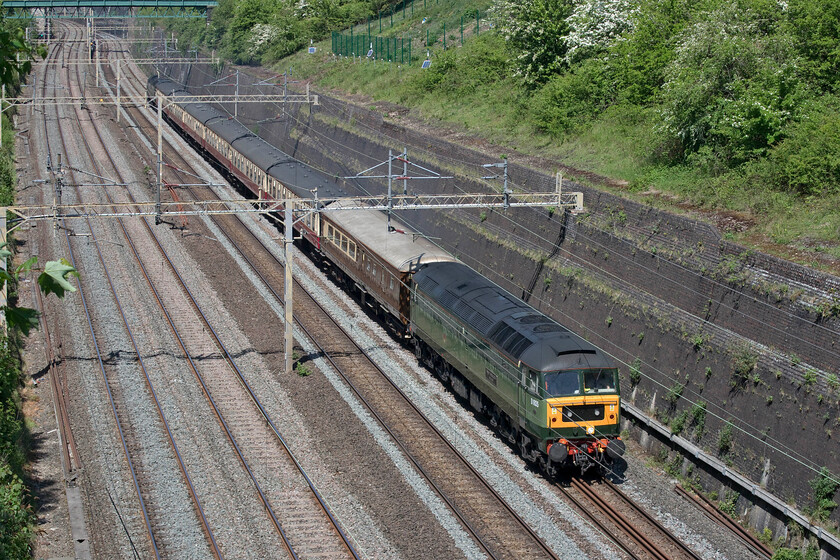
left=328, top=200, right=456, bottom=273
left=413, top=261, right=615, bottom=372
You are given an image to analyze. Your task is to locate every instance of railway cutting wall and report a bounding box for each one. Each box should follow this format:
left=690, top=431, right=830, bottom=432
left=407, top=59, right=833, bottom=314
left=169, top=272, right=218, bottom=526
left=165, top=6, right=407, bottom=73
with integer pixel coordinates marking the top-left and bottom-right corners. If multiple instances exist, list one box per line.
left=162, top=62, right=840, bottom=543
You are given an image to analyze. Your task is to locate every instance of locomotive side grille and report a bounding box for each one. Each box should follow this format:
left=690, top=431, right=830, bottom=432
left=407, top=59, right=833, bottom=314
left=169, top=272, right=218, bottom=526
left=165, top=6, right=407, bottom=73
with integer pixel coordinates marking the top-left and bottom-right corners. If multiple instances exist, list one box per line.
left=563, top=404, right=604, bottom=422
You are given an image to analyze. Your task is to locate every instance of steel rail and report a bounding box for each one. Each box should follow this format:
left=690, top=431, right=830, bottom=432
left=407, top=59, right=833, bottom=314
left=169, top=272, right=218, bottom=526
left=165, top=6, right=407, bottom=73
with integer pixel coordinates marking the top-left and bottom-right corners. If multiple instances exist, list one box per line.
left=39, top=26, right=161, bottom=559
left=570, top=478, right=671, bottom=560
left=31, top=278, right=81, bottom=476
left=603, top=479, right=703, bottom=560
left=97, top=43, right=361, bottom=560
left=675, top=485, right=773, bottom=559
left=52, top=24, right=222, bottom=558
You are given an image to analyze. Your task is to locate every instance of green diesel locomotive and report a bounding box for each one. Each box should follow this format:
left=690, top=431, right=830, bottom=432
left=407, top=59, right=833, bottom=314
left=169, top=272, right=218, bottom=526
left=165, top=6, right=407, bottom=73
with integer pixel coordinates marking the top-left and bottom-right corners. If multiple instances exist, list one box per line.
left=411, top=261, right=624, bottom=475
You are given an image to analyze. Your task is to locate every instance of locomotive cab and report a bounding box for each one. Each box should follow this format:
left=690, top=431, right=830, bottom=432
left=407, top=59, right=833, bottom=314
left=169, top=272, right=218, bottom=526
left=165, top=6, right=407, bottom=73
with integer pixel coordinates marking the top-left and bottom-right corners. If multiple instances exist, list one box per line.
left=536, top=367, right=623, bottom=474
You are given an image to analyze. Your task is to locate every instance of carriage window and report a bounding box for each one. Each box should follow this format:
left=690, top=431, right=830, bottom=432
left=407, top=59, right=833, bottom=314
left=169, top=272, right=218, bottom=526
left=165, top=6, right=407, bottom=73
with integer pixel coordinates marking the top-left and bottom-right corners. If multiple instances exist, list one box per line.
left=389, top=277, right=395, bottom=290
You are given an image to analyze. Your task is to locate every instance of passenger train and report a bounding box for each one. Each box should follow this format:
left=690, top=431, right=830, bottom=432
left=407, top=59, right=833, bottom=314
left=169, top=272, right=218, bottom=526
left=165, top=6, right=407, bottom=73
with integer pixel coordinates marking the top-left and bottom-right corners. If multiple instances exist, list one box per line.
left=148, top=75, right=625, bottom=474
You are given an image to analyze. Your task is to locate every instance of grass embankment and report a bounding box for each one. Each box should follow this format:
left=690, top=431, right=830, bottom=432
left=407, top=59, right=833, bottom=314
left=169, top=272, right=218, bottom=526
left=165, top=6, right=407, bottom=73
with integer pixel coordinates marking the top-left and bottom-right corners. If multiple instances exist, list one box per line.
left=267, top=0, right=840, bottom=273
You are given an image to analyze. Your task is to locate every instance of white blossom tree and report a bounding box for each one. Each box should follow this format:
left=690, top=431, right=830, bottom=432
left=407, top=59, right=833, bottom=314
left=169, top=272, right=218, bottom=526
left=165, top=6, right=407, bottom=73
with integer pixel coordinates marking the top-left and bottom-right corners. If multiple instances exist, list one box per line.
left=564, top=0, right=636, bottom=64
left=491, top=0, right=575, bottom=87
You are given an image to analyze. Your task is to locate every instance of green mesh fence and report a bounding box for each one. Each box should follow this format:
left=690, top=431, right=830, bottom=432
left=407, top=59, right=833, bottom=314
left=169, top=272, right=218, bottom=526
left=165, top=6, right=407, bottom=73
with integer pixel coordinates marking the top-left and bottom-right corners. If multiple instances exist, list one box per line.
left=332, top=32, right=413, bottom=64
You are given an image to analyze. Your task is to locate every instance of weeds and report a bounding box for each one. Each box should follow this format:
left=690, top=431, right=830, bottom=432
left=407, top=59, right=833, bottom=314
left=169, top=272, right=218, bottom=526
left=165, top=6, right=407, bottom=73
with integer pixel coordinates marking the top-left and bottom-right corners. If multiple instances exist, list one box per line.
left=629, top=357, right=642, bottom=386
left=718, top=423, right=734, bottom=456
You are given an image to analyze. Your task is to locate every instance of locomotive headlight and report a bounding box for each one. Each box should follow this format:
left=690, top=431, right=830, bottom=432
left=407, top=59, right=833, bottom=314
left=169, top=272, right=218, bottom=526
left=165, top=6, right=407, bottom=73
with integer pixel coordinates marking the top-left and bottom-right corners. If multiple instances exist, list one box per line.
left=587, top=426, right=595, bottom=435
left=594, top=409, right=601, bottom=417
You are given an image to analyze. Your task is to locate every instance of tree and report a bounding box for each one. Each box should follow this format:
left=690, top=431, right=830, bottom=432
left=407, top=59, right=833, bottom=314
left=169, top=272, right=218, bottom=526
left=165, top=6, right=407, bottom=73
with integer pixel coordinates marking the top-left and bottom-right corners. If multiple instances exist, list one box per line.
left=491, top=0, right=576, bottom=87
left=658, top=0, right=802, bottom=166
left=0, top=25, right=45, bottom=92
left=564, top=0, right=636, bottom=65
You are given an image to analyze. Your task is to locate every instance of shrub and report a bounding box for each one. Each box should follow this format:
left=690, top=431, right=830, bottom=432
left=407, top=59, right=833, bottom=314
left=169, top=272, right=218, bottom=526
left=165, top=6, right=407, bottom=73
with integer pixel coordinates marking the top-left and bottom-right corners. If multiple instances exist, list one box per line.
left=665, top=381, right=685, bottom=405
left=531, top=58, right=615, bottom=134
left=772, top=548, right=804, bottom=560
left=808, top=467, right=840, bottom=521
left=719, top=490, right=739, bottom=516
left=629, top=357, right=642, bottom=386
left=718, top=423, right=734, bottom=455
left=0, top=463, right=33, bottom=558
left=733, top=344, right=759, bottom=380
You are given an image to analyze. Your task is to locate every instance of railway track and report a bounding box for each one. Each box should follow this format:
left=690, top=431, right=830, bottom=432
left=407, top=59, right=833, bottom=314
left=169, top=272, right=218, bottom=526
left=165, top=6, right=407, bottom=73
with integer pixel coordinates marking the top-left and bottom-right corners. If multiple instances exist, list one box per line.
left=560, top=476, right=704, bottom=560
left=44, top=24, right=218, bottom=558
left=33, top=23, right=360, bottom=559
left=675, top=485, right=773, bottom=559
left=84, top=29, right=360, bottom=560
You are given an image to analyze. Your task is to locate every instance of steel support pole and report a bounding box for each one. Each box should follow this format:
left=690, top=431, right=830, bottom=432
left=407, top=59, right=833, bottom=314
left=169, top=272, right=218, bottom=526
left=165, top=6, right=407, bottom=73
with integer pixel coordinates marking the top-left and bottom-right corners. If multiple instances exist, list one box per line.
left=95, top=39, right=99, bottom=87
left=403, top=147, right=408, bottom=195
left=1, top=84, right=4, bottom=147
left=387, top=149, right=393, bottom=231
left=284, top=206, right=294, bottom=376
left=234, top=70, right=238, bottom=119
left=156, top=92, right=162, bottom=224
left=116, top=61, right=121, bottom=123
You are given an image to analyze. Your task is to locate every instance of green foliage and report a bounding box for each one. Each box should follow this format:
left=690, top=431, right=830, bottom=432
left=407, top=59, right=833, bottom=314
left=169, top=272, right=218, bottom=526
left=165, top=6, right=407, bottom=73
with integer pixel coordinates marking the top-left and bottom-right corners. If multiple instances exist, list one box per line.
left=629, top=357, right=642, bottom=386
left=788, top=0, right=840, bottom=91
left=732, top=344, right=759, bottom=380
left=491, top=0, right=575, bottom=87
left=671, top=410, right=688, bottom=435
left=38, top=258, right=80, bottom=298
left=0, top=246, right=79, bottom=336
left=764, top=94, right=840, bottom=196
left=0, top=462, right=34, bottom=559
left=759, top=527, right=773, bottom=545
left=772, top=547, right=804, bottom=560
left=718, top=422, right=734, bottom=455
left=659, top=0, right=802, bottom=167
left=665, top=381, right=685, bottom=405
left=808, top=466, right=840, bottom=521
left=608, top=0, right=693, bottom=104
left=412, top=33, right=509, bottom=96
left=719, top=490, right=739, bottom=516
left=0, top=25, right=44, bottom=90
left=531, top=57, right=615, bottom=134
left=295, top=361, right=312, bottom=377
left=690, top=401, right=707, bottom=441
